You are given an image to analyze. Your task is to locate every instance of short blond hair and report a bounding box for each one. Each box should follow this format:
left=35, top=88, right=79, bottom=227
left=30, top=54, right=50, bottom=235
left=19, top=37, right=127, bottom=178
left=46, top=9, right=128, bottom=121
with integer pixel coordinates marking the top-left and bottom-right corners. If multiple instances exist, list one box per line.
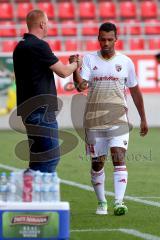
left=26, top=9, right=46, bottom=30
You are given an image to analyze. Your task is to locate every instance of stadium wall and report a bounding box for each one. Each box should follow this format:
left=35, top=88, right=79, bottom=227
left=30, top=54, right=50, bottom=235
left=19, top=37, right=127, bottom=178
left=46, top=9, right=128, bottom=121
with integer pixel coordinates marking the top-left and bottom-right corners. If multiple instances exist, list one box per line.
left=0, top=52, right=159, bottom=129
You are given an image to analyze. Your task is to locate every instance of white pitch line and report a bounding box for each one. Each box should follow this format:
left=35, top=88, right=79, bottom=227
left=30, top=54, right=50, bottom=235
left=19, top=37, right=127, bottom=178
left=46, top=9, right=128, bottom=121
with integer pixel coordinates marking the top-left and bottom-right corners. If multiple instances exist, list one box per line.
left=129, top=197, right=160, bottom=199
left=124, top=195, right=160, bottom=207
left=0, top=163, right=21, bottom=172
left=119, top=228, right=160, bottom=240
left=71, top=228, right=117, bottom=233
left=71, top=228, right=160, bottom=240
left=61, top=179, right=160, bottom=208
left=0, top=163, right=160, bottom=208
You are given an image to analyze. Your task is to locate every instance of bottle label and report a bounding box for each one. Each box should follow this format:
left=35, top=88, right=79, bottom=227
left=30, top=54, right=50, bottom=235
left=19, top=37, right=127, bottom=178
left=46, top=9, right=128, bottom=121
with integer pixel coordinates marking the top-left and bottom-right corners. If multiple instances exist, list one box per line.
left=23, top=175, right=33, bottom=202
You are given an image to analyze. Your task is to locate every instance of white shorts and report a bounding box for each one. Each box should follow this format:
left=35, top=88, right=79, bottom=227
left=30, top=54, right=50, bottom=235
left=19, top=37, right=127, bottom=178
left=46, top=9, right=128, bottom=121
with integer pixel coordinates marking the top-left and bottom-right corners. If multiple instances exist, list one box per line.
left=85, top=126, right=129, bottom=158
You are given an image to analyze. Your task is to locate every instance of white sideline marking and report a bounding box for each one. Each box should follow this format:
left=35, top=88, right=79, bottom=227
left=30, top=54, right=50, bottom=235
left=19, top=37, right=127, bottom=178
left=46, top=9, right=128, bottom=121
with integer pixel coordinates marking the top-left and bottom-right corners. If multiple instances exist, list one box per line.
left=61, top=179, right=160, bottom=208
left=71, top=228, right=160, bottom=240
left=129, top=196, right=160, bottom=199
left=0, top=163, right=160, bottom=208
left=0, top=163, right=20, bottom=172
left=119, top=229, right=160, bottom=240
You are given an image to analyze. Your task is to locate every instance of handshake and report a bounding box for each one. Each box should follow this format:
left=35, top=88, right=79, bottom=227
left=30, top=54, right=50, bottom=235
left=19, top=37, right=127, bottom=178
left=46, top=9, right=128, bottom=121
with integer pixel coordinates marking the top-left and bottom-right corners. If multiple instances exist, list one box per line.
left=69, top=54, right=82, bottom=68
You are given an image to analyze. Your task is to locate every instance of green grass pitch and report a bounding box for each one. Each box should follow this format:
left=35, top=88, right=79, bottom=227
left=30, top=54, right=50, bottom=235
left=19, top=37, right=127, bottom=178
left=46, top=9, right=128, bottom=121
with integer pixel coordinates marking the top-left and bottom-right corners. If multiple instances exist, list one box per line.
left=0, top=128, right=160, bottom=240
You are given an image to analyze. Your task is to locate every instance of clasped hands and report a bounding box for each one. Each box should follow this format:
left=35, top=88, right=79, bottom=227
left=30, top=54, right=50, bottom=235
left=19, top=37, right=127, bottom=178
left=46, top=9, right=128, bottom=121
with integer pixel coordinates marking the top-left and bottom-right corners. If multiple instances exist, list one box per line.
left=69, top=54, right=82, bottom=68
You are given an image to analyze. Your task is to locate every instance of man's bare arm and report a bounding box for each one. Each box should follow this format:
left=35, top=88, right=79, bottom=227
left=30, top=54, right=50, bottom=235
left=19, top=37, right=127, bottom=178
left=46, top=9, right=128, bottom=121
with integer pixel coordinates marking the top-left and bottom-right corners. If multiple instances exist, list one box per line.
left=50, top=60, right=78, bottom=78
left=69, top=55, right=88, bottom=91
left=72, top=70, right=88, bottom=92
left=129, top=85, right=148, bottom=136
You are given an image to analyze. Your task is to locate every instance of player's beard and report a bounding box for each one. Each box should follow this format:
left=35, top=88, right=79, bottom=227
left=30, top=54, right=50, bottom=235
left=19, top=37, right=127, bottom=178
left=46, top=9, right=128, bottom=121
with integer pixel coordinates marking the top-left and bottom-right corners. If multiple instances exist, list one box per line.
left=101, top=47, right=114, bottom=57
left=102, top=49, right=110, bottom=54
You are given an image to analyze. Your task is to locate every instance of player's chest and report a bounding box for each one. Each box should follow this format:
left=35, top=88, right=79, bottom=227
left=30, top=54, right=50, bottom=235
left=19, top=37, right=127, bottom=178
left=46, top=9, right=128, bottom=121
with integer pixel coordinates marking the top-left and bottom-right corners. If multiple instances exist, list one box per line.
left=90, top=60, right=128, bottom=79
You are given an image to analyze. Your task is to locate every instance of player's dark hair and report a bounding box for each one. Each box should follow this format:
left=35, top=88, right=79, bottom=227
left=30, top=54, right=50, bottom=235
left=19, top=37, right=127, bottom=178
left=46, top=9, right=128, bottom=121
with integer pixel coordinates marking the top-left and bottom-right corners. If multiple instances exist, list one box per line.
left=99, top=22, right=117, bottom=38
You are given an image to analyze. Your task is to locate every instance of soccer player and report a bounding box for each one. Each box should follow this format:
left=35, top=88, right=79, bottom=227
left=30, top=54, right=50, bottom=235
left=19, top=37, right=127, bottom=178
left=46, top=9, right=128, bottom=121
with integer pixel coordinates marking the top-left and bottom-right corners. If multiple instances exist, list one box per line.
left=69, top=22, right=148, bottom=215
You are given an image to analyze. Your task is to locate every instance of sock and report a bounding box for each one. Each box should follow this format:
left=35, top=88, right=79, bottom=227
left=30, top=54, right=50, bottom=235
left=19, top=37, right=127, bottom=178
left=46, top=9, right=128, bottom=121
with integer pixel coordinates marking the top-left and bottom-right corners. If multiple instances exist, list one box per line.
left=113, top=165, right=128, bottom=204
left=91, top=168, right=106, bottom=202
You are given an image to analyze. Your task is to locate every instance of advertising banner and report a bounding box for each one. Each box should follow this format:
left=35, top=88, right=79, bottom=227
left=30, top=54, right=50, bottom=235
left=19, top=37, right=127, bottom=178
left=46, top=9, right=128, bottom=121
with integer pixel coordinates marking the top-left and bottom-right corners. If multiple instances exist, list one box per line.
left=3, top=211, right=59, bottom=239
left=0, top=53, right=160, bottom=95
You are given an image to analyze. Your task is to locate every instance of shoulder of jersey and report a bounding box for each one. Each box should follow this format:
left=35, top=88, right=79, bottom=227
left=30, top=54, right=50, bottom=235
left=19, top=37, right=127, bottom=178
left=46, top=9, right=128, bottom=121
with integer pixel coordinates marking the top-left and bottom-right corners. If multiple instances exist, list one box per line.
left=84, top=51, right=99, bottom=59
left=115, top=51, right=132, bottom=62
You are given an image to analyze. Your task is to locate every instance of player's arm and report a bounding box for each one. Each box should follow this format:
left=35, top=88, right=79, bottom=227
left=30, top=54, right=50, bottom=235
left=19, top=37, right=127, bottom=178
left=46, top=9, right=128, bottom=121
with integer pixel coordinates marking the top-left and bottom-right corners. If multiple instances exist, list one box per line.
left=69, top=55, right=88, bottom=92
left=72, top=69, right=88, bottom=92
left=50, top=61, right=78, bottom=78
left=129, top=85, right=148, bottom=136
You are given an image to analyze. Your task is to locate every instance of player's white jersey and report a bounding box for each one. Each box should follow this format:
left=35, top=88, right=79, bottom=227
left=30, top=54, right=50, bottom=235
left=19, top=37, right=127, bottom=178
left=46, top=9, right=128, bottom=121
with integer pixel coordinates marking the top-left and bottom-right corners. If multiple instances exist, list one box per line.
left=80, top=51, right=137, bottom=129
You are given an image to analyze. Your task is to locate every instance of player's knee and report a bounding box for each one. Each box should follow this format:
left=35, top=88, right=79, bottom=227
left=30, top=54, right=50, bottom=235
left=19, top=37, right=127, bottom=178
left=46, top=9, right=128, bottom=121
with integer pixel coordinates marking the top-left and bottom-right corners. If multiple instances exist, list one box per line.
left=92, top=156, right=106, bottom=172
left=111, top=147, right=126, bottom=166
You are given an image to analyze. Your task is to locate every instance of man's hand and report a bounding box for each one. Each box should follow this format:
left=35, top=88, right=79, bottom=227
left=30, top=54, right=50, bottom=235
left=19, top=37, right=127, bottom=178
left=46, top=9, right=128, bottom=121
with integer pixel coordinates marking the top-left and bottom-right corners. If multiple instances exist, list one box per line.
left=69, top=54, right=82, bottom=68
left=140, top=120, right=148, bottom=136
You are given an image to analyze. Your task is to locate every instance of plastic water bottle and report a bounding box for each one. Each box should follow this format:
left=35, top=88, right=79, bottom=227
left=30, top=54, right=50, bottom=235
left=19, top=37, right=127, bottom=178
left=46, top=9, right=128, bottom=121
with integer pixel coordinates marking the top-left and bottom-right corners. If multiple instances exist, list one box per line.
left=0, top=172, right=8, bottom=202
left=41, top=173, right=52, bottom=202
left=23, top=169, right=34, bottom=202
left=49, top=172, right=60, bottom=202
left=32, top=171, right=43, bottom=202
left=14, top=171, right=23, bottom=202
left=7, top=172, right=17, bottom=202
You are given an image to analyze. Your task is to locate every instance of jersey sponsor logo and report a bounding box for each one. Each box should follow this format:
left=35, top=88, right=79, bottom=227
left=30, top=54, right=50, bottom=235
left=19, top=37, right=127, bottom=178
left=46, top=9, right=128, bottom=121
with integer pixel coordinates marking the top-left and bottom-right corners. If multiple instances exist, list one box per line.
left=93, top=66, right=98, bottom=70
left=115, top=64, right=122, bottom=72
left=123, top=140, right=127, bottom=145
left=93, top=76, right=119, bottom=81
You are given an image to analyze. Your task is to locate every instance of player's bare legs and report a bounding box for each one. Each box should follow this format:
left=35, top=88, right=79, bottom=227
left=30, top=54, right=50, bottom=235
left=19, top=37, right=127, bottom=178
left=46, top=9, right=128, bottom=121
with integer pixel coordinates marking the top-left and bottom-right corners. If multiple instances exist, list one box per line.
left=91, top=155, right=108, bottom=214
left=111, top=147, right=128, bottom=215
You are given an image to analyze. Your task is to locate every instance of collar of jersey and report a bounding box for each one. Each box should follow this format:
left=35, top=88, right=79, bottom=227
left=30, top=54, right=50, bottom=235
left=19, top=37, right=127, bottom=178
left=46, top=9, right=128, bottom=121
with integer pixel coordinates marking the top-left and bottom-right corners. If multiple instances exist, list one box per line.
left=97, top=51, right=118, bottom=62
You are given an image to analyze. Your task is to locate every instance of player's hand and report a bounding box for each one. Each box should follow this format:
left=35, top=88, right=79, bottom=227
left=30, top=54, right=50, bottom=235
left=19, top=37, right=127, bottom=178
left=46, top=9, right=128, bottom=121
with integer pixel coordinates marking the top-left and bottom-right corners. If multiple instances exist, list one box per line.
left=140, top=120, right=148, bottom=136
left=78, top=80, right=89, bottom=91
left=69, top=54, right=77, bottom=63
left=69, top=54, right=82, bottom=68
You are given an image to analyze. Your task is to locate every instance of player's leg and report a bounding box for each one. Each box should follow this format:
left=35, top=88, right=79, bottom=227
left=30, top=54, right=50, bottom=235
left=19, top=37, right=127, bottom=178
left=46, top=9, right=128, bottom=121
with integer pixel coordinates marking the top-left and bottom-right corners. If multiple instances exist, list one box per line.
left=110, top=132, right=129, bottom=215
left=91, top=154, right=107, bottom=214
left=86, top=131, right=108, bottom=214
